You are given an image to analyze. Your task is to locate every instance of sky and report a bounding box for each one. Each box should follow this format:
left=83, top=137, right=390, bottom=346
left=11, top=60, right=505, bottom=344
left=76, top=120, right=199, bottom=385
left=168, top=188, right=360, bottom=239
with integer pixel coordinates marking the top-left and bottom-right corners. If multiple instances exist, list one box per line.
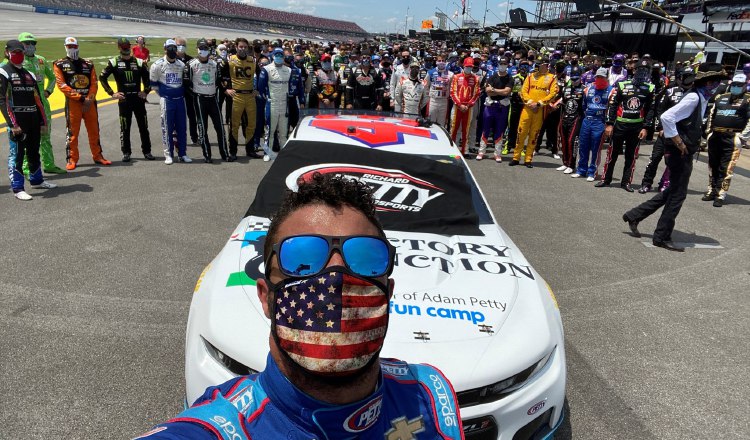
left=233, top=0, right=538, bottom=34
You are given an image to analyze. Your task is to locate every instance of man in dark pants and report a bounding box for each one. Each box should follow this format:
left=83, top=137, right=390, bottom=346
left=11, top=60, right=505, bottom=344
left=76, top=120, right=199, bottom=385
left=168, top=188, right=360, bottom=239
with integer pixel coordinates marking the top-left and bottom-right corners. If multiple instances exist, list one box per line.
left=1, top=39, right=57, bottom=200
left=503, top=60, right=529, bottom=155
left=623, top=63, right=726, bottom=252
left=186, top=39, right=228, bottom=162
left=535, top=60, right=567, bottom=157
left=597, top=60, right=656, bottom=192
left=100, top=37, right=154, bottom=162
left=639, top=67, right=694, bottom=193
left=175, top=36, right=198, bottom=145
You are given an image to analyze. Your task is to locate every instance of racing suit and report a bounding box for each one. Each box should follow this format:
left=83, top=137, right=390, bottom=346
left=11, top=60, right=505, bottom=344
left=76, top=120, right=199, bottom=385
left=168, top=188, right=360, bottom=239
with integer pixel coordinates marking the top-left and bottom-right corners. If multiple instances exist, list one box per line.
left=581, top=68, right=597, bottom=86
left=0, top=54, right=63, bottom=173
left=187, top=58, right=228, bottom=161
left=135, top=354, right=464, bottom=440
left=345, top=66, right=383, bottom=110
left=388, top=62, right=409, bottom=107
left=53, top=56, right=107, bottom=166
left=100, top=55, right=152, bottom=157
left=338, top=64, right=353, bottom=108
left=608, top=66, right=628, bottom=87
left=0, top=63, right=47, bottom=192
left=378, top=64, right=393, bottom=111
left=703, top=92, right=750, bottom=202
left=468, top=68, right=486, bottom=147
left=513, top=71, right=559, bottom=164
left=312, top=68, right=339, bottom=109
left=641, top=84, right=685, bottom=191
left=287, top=64, right=306, bottom=129
left=560, top=80, right=584, bottom=170
left=224, top=54, right=257, bottom=156
left=535, top=73, right=567, bottom=154
left=504, top=72, right=527, bottom=154
left=258, top=62, right=293, bottom=160
left=394, top=74, right=428, bottom=116
left=426, top=67, right=453, bottom=126
left=577, top=85, right=610, bottom=177
left=150, top=57, right=187, bottom=159
left=177, top=53, right=198, bottom=144
left=600, top=80, right=655, bottom=186
left=450, top=72, right=480, bottom=154
left=478, top=71, right=511, bottom=157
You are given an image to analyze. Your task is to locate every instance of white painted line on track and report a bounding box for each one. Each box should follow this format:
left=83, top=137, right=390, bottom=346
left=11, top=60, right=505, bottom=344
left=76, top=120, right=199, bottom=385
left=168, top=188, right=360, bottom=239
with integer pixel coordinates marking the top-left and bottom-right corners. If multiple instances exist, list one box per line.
left=642, top=242, right=724, bottom=249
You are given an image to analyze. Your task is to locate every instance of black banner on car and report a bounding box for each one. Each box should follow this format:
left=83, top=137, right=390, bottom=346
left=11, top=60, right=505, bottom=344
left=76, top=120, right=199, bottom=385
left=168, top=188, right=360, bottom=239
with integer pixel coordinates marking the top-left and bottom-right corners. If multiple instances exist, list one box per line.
left=246, top=141, right=481, bottom=236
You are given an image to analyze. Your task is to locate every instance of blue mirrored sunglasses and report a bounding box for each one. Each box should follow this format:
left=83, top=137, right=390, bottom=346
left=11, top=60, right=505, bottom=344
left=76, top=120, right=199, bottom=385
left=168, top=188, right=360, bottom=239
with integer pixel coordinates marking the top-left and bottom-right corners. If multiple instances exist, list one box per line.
left=266, top=234, right=395, bottom=278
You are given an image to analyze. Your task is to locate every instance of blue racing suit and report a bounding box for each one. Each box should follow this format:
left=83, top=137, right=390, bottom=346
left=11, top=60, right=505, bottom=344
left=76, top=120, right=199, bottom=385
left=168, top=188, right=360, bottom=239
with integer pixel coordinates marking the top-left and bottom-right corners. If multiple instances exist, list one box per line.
left=136, top=354, right=464, bottom=439
left=577, top=84, right=611, bottom=177
left=150, top=57, right=187, bottom=158
left=288, top=65, right=306, bottom=129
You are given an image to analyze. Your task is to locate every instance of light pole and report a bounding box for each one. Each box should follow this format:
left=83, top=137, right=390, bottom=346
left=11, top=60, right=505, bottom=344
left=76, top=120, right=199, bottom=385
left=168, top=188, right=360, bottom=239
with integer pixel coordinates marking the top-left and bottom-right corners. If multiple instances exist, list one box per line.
left=483, top=0, right=488, bottom=28
left=506, top=1, right=513, bottom=23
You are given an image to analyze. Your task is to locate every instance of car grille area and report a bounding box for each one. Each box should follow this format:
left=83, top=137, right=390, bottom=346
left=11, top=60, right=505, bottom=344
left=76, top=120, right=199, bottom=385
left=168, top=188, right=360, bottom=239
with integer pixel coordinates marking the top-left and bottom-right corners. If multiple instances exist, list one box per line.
left=463, top=416, right=498, bottom=440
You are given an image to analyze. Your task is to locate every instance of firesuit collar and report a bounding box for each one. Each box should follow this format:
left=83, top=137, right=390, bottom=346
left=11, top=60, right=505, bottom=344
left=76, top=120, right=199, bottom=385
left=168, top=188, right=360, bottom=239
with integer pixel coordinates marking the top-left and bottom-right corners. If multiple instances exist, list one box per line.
left=259, top=353, right=385, bottom=438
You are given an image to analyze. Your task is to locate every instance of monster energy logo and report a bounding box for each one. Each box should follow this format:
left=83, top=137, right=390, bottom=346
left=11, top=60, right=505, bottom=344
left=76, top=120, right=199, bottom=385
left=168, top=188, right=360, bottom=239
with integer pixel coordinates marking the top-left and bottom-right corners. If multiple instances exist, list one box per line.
left=124, top=70, right=134, bottom=82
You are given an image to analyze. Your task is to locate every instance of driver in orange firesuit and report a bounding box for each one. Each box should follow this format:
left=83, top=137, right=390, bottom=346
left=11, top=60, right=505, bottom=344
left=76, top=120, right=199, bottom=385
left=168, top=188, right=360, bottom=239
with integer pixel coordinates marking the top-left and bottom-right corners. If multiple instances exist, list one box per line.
left=510, top=57, right=558, bottom=168
left=449, top=57, right=480, bottom=155
left=53, top=36, right=111, bottom=170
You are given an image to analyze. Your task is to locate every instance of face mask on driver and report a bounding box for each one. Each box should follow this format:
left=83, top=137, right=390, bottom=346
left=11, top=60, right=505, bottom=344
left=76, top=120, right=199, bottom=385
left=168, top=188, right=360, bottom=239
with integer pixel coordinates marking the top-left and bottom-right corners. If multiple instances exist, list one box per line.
left=595, top=77, right=609, bottom=90
left=9, top=51, right=24, bottom=65
left=268, top=267, right=389, bottom=376
left=274, top=54, right=284, bottom=64
left=730, top=85, right=745, bottom=96
left=165, top=47, right=177, bottom=59
left=199, top=49, right=210, bottom=59
left=66, top=48, right=79, bottom=60
left=322, top=61, right=332, bottom=70
left=436, top=61, right=446, bottom=70
left=23, top=44, right=35, bottom=57
left=463, top=67, right=472, bottom=75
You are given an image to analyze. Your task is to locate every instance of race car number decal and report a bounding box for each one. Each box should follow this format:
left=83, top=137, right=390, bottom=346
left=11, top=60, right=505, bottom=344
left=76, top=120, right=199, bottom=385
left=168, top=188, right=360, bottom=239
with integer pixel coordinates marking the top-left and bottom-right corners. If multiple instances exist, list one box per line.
left=308, top=118, right=438, bottom=148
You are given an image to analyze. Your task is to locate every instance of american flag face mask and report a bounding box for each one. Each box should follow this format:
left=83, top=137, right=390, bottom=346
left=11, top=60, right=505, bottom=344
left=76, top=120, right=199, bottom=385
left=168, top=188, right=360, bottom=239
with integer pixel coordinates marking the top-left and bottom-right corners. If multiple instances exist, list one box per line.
left=269, top=267, right=389, bottom=375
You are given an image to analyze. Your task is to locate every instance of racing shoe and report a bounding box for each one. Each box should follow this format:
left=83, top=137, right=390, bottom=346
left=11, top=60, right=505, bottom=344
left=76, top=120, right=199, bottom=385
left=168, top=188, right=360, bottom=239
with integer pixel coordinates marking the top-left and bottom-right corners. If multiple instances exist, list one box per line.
left=65, top=160, right=77, bottom=171
left=14, top=191, right=32, bottom=201
left=556, top=165, right=567, bottom=171
left=701, top=191, right=716, bottom=201
left=564, top=167, right=573, bottom=174
left=263, top=155, right=271, bottom=162
left=43, top=165, right=67, bottom=174
left=495, top=155, right=502, bottom=163
left=586, top=176, right=595, bottom=182
left=179, top=155, right=193, bottom=163
left=475, top=153, right=483, bottom=161
left=622, top=214, right=641, bottom=238
left=570, top=173, right=582, bottom=178
left=638, top=185, right=651, bottom=194
left=713, top=198, right=724, bottom=207
left=501, top=146, right=509, bottom=155
left=509, top=160, right=519, bottom=166
left=144, top=153, right=155, bottom=160
left=525, top=163, right=533, bottom=168
left=94, top=156, right=112, bottom=166
left=594, top=181, right=610, bottom=188
left=621, top=183, right=634, bottom=193
left=164, top=156, right=173, bottom=165
left=122, top=154, right=131, bottom=163
left=553, top=154, right=561, bottom=160
left=31, top=181, right=57, bottom=189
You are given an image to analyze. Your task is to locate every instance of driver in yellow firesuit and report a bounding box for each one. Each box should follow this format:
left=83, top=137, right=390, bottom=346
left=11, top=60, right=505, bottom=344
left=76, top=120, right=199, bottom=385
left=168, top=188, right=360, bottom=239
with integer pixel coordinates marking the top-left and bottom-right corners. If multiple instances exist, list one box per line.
left=510, top=57, right=559, bottom=168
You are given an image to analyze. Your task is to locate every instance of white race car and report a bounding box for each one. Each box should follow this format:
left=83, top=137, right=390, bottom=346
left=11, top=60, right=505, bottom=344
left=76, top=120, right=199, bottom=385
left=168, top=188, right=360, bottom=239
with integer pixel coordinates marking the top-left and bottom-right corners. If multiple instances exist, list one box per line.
left=185, top=114, right=566, bottom=439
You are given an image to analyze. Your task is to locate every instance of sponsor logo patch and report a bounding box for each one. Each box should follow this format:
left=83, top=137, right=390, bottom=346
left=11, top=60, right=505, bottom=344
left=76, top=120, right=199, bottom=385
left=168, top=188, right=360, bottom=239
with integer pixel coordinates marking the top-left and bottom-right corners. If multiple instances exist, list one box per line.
left=344, top=396, right=383, bottom=433
left=527, top=400, right=546, bottom=416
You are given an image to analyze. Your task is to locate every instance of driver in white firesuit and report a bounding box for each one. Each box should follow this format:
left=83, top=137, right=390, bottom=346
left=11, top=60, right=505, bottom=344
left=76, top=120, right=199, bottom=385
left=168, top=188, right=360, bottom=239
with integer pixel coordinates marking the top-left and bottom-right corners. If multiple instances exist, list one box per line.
left=258, top=48, right=293, bottom=162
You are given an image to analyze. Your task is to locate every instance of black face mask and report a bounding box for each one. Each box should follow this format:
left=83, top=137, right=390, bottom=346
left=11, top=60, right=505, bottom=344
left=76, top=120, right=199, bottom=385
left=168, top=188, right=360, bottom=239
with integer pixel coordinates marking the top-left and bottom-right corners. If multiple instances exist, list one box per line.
left=295, top=59, right=304, bottom=68
left=402, top=56, right=410, bottom=65
left=166, top=48, right=177, bottom=59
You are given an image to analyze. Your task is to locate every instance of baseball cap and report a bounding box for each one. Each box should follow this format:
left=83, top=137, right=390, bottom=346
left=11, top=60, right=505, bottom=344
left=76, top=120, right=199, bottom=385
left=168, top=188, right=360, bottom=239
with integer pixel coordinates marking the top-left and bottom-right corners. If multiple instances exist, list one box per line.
left=18, top=32, right=36, bottom=43
left=732, top=73, right=747, bottom=84
left=64, top=36, right=78, bottom=47
left=5, top=39, right=24, bottom=52
left=117, top=37, right=130, bottom=47
left=217, top=44, right=227, bottom=51
left=463, top=57, right=474, bottom=67
left=196, top=38, right=209, bottom=49
left=409, top=59, right=420, bottom=68
left=320, top=53, right=331, bottom=62
left=272, top=48, right=284, bottom=56
left=595, top=67, right=608, bottom=77
left=164, top=39, right=177, bottom=48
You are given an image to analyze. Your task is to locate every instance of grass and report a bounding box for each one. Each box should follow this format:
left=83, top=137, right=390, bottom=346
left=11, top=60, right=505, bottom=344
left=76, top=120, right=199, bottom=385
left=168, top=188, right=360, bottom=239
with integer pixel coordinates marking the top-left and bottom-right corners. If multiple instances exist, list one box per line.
left=30, top=37, right=197, bottom=67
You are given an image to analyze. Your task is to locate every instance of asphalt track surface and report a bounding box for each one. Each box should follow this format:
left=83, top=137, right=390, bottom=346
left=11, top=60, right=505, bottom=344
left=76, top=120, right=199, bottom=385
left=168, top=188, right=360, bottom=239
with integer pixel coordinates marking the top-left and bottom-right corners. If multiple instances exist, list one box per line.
left=1, top=12, right=749, bottom=440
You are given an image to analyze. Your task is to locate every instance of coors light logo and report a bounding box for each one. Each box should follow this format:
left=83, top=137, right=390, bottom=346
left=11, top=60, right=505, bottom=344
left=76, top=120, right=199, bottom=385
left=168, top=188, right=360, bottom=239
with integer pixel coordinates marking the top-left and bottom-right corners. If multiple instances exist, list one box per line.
left=286, top=164, right=444, bottom=213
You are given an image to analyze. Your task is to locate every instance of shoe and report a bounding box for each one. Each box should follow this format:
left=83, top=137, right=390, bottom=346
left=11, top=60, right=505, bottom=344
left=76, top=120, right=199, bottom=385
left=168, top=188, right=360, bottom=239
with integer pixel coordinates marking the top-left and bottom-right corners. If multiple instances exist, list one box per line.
left=638, top=185, right=651, bottom=194
left=653, top=240, right=684, bottom=252
left=164, top=156, right=173, bottom=165
left=263, top=155, right=271, bottom=162
left=525, top=163, right=533, bottom=169
left=476, top=153, right=484, bottom=161
left=622, top=214, right=641, bottom=238
left=248, top=151, right=263, bottom=159
left=509, top=160, right=519, bottom=166
left=14, top=191, right=32, bottom=201
left=43, top=165, right=67, bottom=174
left=594, top=181, right=610, bottom=188
left=144, top=153, right=155, bottom=160
left=571, top=173, right=582, bottom=178
left=204, top=158, right=213, bottom=163
left=564, top=167, right=573, bottom=174
left=122, top=154, right=131, bottom=163
left=586, top=176, right=595, bottom=182
left=94, top=157, right=112, bottom=166
left=31, top=181, right=57, bottom=189
left=701, top=192, right=716, bottom=201
left=713, top=198, right=724, bottom=207
left=179, top=155, right=193, bottom=163
left=501, top=147, right=509, bottom=155
left=495, top=155, right=502, bottom=163
left=227, top=155, right=237, bottom=162
left=553, top=154, right=561, bottom=160
left=556, top=165, right=567, bottom=171
left=65, top=161, right=77, bottom=171
left=621, top=184, right=634, bottom=193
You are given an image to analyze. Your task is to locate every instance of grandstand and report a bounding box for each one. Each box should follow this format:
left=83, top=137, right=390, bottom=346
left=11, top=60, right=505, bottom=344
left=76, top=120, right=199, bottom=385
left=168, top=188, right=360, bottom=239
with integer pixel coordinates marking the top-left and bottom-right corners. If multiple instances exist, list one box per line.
left=10, top=0, right=368, bottom=40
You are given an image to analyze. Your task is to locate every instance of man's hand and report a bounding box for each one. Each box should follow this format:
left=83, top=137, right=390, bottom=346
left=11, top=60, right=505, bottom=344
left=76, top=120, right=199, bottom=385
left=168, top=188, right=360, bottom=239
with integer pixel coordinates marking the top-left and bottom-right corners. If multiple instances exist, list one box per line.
left=299, top=103, right=305, bottom=109
left=83, top=98, right=93, bottom=113
left=113, top=92, right=125, bottom=100
left=322, top=98, right=330, bottom=105
left=638, top=129, right=647, bottom=140
left=460, top=104, right=468, bottom=112
left=656, top=130, right=663, bottom=137
left=604, top=125, right=614, bottom=138
left=528, top=101, right=538, bottom=109
left=11, top=126, right=23, bottom=137
left=346, top=104, right=353, bottom=109
left=375, top=105, right=382, bottom=111
left=226, top=89, right=237, bottom=98
left=137, top=91, right=148, bottom=100
left=252, top=90, right=259, bottom=97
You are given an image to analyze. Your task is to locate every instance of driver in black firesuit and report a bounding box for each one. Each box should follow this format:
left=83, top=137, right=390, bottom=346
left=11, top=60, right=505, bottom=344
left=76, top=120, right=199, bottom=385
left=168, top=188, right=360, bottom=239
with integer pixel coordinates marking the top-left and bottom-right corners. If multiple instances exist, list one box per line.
left=701, top=72, right=750, bottom=207
left=345, top=54, right=383, bottom=111
left=100, top=37, right=153, bottom=162
left=557, top=65, right=585, bottom=174
left=597, top=59, right=656, bottom=192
